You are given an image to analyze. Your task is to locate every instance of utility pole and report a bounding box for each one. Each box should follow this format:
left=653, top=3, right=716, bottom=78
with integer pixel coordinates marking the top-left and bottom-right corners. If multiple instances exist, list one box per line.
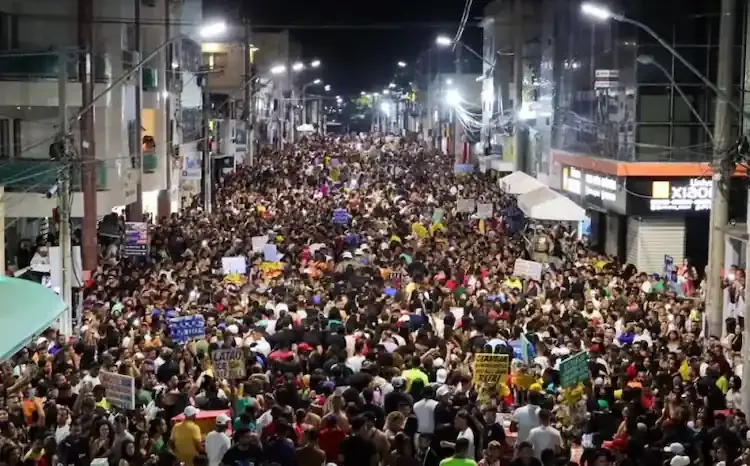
left=159, top=0, right=172, bottom=220
left=513, top=0, right=524, bottom=173
left=128, top=0, right=143, bottom=221
left=706, top=0, right=736, bottom=338
left=454, top=44, right=464, bottom=162
left=202, top=80, right=212, bottom=213
left=57, top=50, right=73, bottom=337
left=244, top=19, right=254, bottom=165
left=290, top=89, right=297, bottom=143
left=78, top=0, right=97, bottom=274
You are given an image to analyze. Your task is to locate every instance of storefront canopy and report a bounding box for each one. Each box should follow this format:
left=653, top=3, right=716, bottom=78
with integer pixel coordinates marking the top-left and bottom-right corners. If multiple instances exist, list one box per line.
left=0, top=276, right=67, bottom=361
left=499, top=171, right=546, bottom=195
left=518, top=186, right=587, bottom=222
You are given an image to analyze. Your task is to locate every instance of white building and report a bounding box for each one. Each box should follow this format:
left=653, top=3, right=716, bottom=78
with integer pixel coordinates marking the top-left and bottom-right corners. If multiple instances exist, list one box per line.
left=0, top=0, right=203, bottom=259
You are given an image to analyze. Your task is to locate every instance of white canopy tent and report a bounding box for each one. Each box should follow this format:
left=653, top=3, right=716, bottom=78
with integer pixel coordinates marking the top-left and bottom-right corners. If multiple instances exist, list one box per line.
left=518, top=186, right=587, bottom=222
left=499, top=171, right=546, bottom=195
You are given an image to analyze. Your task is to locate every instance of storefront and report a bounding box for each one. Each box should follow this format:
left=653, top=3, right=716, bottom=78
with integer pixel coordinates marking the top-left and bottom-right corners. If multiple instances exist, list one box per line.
left=561, top=166, right=627, bottom=258
left=561, top=166, right=748, bottom=273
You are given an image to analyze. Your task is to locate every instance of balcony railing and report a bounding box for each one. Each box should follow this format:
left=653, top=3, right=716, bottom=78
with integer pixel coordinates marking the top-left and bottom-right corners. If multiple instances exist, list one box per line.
left=0, top=158, right=108, bottom=191
left=0, top=52, right=110, bottom=82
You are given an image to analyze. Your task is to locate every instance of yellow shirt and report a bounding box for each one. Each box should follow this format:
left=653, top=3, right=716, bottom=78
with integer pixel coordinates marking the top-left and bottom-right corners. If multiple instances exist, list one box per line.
left=402, top=368, right=429, bottom=392
left=172, top=420, right=202, bottom=466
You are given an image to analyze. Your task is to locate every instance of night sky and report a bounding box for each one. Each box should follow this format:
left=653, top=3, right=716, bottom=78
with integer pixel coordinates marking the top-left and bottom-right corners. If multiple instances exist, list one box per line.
left=204, top=0, right=491, bottom=96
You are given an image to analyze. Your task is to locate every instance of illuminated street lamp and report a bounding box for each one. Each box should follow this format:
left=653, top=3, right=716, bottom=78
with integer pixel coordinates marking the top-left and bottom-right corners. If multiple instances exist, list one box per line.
left=200, top=21, right=227, bottom=38
left=292, top=61, right=305, bottom=72
left=324, top=84, right=331, bottom=92
left=435, top=35, right=453, bottom=47
left=388, top=83, right=396, bottom=89
left=445, top=89, right=461, bottom=106
left=270, top=64, right=286, bottom=75
left=313, top=78, right=322, bottom=85
left=311, top=59, right=321, bottom=68
left=397, top=61, right=407, bottom=68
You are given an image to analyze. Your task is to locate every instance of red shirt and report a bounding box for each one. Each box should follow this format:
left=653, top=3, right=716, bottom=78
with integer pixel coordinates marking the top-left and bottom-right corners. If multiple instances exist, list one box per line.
left=319, top=428, right=347, bottom=461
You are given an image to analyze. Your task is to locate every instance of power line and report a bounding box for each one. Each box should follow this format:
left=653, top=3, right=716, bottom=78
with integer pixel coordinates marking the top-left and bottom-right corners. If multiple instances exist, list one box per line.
left=3, top=13, right=480, bottom=29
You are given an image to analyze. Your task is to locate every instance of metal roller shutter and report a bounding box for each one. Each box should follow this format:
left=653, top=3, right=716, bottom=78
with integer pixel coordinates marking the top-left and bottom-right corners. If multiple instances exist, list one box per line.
left=626, top=217, right=685, bottom=274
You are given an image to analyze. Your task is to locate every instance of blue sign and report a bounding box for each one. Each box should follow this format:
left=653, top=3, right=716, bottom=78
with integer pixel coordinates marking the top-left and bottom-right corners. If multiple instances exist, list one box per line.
left=454, top=164, right=474, bottom=174
left=123, top=222, right=149, bottom=257
left=332, top=208, right=350, bottom=225
left=168, top=315, right=205, bottom=344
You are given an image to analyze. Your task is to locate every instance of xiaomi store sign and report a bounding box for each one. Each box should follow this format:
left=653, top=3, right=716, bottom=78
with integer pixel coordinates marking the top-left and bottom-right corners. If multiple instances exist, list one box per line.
left=650, top=178, right=712, bottom=212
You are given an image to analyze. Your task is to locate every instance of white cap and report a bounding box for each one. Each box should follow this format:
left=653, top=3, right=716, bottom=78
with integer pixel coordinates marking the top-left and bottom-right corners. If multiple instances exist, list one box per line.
left=663, top=443, right=685, bottom=455
left=228, top=324, right=239, bottom=335
left=184, top=406, right=200, bottom=418
left=436, top=368, right=448, bottom=384
left=216, top=414, right=231, bottom=426
left=432, top=358, right=444, bottom=368
left=342, top=251, right=353, bottom=259
left=670, top=456, right=690, bottom=466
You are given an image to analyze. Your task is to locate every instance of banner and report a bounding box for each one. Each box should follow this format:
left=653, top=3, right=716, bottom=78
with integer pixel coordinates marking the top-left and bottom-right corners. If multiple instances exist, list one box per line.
left=559, top=352, right=589, bottom=388
left=457, top=199, right=476, bottom=213
left=473, top=353, right=509, bottom=384
left=100, top=371, right=135, bottom=410
left=182, top=152, right=202, bottom=181
left=432, top=208, right=445, bottom=224
left=251, top=235, right=269, bottom=253
left=513, top=259, right=543, bottom=281
left=168, top=315, right=206, bottom=344
left=123, top=222, right=149, bottom=257
left=211, top=348, right=246, bottom=380
left=332, top=208, right=350, bottom=225
left=664, top=255, right=674, bottom=283
left=221, top=256, right=247, bottom=275
left=476, top=203, right=494, bottom=219
left=454, top=164, right=474, bottom=174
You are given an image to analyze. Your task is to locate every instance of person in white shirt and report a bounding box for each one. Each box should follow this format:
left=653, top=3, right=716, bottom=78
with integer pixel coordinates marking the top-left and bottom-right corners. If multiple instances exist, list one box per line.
left=413, top=386, right=438, bottom=434
left=511, top=393, right=542, bottom=442
left=527, top=409, right=562, bottom=459
left=205, top=414, right=232, bottom=466
left=441, top=410, right=475, bottom=459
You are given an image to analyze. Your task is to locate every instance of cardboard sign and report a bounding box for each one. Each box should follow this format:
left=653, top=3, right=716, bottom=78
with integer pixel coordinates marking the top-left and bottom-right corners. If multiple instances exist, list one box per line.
left=251, top=235, right=269, bottom=253
left=512, top=259, right=543, bottom=281
left=559, top=352, right=590, bottom=388
left=100, top=371, right=135, bottom=410
left=221, top=256, right=247, bottom=275
left=476, top=203, right=494, bottom=219
left=211, top=348, right=246, bottom=380
left=457, top=198, right=476, bottom=213
left=473, top=353, right=510, bottom=384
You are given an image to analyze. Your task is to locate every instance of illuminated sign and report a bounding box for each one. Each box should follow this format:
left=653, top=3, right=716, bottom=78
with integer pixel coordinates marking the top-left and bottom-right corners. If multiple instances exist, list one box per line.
left=650, top=178, right=712, bottom=212
left=583, top=173, right=617, bottom=201
left=563, top=167, right=617, bottom=202
left=562, top=167, right=583, bottom=195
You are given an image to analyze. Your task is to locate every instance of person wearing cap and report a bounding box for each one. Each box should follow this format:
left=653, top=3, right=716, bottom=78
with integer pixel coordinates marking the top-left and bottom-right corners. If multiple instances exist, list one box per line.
left=206, top=414, right=232, bottom=466
left=171, top=406, right=203, bottom=466
left=384, top=376, right=412, bottom=415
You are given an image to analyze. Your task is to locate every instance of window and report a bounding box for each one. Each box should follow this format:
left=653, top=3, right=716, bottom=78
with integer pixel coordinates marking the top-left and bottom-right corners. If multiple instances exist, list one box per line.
left=637, top=86, right=670, bottom=122
left=0, top=118, right=11, bottom=158
left=636, top=125, right=670, bottom=160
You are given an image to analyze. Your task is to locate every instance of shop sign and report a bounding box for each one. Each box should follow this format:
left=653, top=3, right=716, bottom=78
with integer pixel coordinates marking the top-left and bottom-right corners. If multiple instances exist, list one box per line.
left=583, top=172, right=617, bottom=202
left=650, top=178, right=711, bottom=212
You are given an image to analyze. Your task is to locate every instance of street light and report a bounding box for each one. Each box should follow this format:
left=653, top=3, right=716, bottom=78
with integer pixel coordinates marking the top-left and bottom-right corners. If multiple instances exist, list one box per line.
left=311, top=59, right=321, bottom=68
left=360, top=91, right=366, bottom=96
left=270, top=64, right=286, bottom=75
left=380, top=101, right=392, bottom=115
left=292, top=61, right=305, bottom=72
left=388, top=83, right=396, bottom=89
left=636, top=55, right=713, bottom=143
left=580, top=2, right=743, bottom=116
left=435, top=35, right=453, bottom=47
left=324, top=84, right=331, bottom=92
left=445, top=89, right=461, bottom=106
left=397, top=61, right=407, bottom=68
left=313, top=78, right=322, bottom=85
left=200, top=21, right=227, bottom=38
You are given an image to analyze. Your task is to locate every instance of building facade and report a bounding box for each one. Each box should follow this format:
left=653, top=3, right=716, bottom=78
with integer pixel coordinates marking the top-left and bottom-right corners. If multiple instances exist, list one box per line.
left=483, top=0, right=750, bottom=272
left=0, top=0, right=203, bottom=270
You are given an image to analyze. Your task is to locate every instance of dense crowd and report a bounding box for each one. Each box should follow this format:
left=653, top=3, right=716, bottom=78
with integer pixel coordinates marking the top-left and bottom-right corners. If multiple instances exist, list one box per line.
left=0, top=136, right=746, bottom=466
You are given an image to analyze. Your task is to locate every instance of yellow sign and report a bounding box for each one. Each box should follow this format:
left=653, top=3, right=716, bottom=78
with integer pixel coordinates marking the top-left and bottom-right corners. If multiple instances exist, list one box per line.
left=473, top=353, right=509, bottom=384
